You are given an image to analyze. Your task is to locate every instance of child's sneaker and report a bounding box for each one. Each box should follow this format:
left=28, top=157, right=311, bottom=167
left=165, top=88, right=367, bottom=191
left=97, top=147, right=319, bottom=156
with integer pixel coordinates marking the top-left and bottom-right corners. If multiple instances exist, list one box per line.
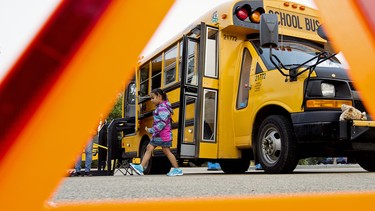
left=129, top=163, right=144, bottom=175
left=167, top=168, right=183, bottom=176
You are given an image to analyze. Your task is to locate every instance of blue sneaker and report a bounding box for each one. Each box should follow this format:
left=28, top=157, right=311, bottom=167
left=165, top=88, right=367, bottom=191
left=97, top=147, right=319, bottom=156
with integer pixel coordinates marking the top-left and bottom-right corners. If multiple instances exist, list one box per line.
left=167, top=168, right=183, bottom=176
left=207, top=162, right=220, bottom=171
left=130, top=163, right=144, bottom=175
left=255, top=163, right=263, bottom=170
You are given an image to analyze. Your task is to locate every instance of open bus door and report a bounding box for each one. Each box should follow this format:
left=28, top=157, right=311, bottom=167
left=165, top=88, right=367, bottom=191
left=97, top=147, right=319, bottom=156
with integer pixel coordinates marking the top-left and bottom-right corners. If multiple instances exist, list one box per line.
left=178, top=23, right=219, bottom=159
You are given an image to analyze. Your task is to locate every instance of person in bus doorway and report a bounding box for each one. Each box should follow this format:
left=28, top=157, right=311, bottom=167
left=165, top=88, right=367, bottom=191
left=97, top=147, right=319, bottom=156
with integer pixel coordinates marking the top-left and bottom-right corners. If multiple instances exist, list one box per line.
left=130, top=88, right=183, bottom=176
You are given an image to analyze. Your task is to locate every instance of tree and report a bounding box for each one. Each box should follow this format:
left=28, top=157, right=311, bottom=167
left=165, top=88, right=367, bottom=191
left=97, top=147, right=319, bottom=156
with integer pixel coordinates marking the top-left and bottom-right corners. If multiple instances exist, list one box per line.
left=107, top=92, right=123, bottom=122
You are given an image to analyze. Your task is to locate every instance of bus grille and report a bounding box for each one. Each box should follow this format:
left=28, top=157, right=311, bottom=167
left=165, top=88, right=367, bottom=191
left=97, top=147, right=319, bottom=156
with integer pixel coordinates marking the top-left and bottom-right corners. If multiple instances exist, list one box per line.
left=354, top=100, right=367, bottom=113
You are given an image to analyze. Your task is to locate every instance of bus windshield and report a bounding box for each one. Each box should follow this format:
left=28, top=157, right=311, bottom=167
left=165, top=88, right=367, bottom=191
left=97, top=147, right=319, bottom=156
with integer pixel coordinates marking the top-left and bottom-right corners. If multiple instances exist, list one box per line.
left=252, top=39, right=343, bottom=70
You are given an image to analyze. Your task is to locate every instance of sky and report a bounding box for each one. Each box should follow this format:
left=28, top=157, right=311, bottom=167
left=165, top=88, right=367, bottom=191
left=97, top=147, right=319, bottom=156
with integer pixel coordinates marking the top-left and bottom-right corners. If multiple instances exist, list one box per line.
left=0, top=0, right=316, bottom=81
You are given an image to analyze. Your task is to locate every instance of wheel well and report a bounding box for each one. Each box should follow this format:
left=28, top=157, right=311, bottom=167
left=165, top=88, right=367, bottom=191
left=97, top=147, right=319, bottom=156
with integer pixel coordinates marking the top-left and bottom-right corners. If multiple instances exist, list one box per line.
left=252, top=105, right=291, bottom=160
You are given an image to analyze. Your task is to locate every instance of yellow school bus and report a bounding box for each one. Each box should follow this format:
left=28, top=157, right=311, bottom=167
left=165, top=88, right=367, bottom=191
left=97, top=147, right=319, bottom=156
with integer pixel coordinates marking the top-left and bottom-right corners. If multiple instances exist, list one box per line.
left=112, top=0, right=375, bottom=174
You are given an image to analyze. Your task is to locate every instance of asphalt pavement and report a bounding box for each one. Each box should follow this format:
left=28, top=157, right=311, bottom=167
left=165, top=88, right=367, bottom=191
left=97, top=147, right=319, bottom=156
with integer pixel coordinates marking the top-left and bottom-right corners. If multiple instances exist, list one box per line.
left=49, top=164, right=375, bottom=203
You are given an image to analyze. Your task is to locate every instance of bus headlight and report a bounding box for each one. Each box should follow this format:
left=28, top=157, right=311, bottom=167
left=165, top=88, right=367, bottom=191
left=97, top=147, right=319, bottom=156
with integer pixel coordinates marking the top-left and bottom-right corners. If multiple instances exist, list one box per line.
left=321, top=83, right=335, bottom=97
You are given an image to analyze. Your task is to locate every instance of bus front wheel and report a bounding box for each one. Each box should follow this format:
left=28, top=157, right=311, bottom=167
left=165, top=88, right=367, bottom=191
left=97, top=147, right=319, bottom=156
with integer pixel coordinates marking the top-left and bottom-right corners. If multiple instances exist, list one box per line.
left=356, top=155, right=375, bottom=172
left=256, top=115, right=298, bottom=174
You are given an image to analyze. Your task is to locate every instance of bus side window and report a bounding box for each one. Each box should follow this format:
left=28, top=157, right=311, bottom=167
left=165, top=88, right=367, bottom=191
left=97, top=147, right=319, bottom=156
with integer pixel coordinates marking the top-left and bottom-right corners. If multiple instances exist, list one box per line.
left=164, top=44, right=177, bottom=86
left=140, top=64, right=149, bottom=97
left=151, top=54, right=162, bottom=90
left=236, top=48, right=252, bottom=109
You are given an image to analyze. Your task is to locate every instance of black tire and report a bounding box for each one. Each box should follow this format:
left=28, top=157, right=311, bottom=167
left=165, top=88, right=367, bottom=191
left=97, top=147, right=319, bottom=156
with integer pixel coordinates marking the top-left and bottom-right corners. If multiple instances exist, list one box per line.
left=219, top=151, right=250, bottom=174
left=140, top=140, right=171, bottom=174
left=356, top=155, right=375, bottom=172
left=256, top=115, right=298, bottom=174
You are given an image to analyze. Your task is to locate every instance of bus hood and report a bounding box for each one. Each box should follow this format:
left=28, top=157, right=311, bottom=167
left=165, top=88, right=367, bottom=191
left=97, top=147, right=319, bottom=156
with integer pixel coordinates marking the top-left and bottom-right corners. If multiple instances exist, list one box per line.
left=312, top=66, right=349, bottom=80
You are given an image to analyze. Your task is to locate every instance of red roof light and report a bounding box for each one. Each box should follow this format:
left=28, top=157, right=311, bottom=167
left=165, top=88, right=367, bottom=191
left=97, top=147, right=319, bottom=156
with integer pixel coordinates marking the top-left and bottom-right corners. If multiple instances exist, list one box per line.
left=236, top=8, right=248, bottom=20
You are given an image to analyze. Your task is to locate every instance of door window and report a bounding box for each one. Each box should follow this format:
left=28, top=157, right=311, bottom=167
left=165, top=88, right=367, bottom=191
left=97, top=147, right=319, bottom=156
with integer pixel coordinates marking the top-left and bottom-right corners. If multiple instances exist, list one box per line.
left=186, top=40, right=199, bottom=85
left=183, top=96, right=196, bottom=144
left=202, top=89, right=217, bottom=142
left=237, top=48, right=252, bottom=109
left=204, top=27, right=218, bottom=78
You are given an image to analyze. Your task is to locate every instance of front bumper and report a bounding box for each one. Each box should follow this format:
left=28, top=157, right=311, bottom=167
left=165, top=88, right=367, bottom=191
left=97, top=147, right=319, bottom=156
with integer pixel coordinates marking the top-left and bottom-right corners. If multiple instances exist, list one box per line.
left=291, top=111, right=375, bottom=144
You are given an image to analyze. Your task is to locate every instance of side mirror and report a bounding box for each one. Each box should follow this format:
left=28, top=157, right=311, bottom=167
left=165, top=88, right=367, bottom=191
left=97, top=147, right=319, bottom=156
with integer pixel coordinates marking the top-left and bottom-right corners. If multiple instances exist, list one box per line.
left=317, top=25, right=328, bottom=40
left=260, top=14, right=278, bottom=48
left=317, top=25, right=338, bottom=54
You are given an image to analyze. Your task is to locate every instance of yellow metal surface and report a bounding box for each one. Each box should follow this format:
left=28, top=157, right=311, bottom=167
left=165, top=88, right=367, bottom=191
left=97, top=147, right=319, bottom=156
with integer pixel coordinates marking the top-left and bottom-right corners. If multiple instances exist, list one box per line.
left=352, top=120, right=375, bottom=127
left=199, top=142, right=218, bottom=158
left=202, top=77, right=219, bottom=89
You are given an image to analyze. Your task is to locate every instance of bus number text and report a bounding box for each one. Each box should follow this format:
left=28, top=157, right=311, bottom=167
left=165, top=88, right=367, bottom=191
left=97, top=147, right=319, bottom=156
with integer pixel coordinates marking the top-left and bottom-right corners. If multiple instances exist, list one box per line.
left=255, top=73, right=266, bottom=81
left=223, top=34, right=237, bottom=41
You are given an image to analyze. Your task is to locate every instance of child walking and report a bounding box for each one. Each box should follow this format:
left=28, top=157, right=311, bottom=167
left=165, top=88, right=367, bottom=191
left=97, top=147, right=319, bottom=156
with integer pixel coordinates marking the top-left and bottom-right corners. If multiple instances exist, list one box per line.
left=130, top=88, right=183, bottom=176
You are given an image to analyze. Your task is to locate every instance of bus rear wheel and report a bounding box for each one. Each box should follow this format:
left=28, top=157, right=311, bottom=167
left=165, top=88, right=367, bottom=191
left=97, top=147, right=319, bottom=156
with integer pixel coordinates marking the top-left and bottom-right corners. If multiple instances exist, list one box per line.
left=140, top=140, right=171, bottom=174
left=256, top=115, right=298, bottom=174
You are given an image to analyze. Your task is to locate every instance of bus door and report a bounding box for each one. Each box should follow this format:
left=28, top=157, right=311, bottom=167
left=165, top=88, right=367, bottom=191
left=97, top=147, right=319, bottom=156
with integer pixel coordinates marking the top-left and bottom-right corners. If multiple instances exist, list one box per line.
left=123, top=81, right=137, bottom=135
left=233, top=43, right=257, bottom=145
left=178, top=23, right=219, bottom=159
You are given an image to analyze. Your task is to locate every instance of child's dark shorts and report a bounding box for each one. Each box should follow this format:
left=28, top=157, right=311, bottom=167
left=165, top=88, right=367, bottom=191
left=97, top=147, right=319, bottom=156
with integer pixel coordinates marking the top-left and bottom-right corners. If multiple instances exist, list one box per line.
left=150, top=139, right=172, bottom=148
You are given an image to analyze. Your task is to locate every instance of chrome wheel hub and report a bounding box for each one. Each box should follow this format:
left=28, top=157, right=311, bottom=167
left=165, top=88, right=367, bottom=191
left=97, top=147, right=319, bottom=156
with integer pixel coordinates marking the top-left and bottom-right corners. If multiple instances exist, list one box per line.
left=261, top=127, right=282, bottom=164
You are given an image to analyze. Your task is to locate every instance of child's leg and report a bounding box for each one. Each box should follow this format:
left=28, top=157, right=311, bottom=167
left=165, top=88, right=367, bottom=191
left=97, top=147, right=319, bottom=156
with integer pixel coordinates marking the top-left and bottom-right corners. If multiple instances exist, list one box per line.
left=141, top=144, right=156, bottom=168
left=162, top=147, right=179, bottom=168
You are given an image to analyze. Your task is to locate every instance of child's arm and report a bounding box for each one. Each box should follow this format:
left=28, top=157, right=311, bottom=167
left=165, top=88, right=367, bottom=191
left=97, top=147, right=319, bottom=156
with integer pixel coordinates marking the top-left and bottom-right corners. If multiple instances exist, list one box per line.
left=148, top=108, right=170, bottom=135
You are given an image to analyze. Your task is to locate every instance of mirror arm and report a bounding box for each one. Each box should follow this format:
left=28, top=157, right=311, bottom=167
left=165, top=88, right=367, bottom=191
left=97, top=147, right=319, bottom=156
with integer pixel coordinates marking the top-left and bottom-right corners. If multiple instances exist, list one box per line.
left=269, top=47, right=289, bottom=77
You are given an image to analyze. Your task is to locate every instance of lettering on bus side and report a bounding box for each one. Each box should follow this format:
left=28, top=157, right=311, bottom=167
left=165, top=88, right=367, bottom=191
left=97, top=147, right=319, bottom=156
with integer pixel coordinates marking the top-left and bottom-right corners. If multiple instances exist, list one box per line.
left=268, top=10, right=320, bottom=32
left=223, top=34, right=237, bottom=41
left=255, top=73, right=266, bottom=81
left=254, top=73, right=266, bottom=92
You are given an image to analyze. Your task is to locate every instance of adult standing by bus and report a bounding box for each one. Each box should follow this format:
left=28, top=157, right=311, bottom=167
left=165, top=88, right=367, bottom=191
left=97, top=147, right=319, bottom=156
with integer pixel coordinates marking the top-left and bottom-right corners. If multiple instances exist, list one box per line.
left=130, top=89, right=183, bottom=176
left=71, top=120, right=103, bottom=177
left=71, top=137, right=94, bottom=177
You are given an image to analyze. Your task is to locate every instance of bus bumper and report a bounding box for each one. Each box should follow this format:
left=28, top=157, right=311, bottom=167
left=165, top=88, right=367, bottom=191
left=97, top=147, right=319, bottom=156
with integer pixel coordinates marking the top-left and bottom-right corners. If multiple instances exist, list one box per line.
left=291, top=111, right=375, bottom=145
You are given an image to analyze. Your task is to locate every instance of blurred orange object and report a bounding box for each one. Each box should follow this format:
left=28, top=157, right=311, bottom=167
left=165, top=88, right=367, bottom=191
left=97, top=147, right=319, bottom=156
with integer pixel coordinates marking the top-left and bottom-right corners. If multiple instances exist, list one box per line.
left=1, top=0, right=375, bottom=211
left=0, top=1, right=173, bottom=210
left=315, top=0, right=375, bottom=117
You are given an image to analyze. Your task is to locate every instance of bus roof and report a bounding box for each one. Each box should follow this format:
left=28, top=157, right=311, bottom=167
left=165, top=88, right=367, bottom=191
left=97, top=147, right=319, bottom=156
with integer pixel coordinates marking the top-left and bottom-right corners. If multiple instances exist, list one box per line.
left=139, top=0, right=324, bottom=64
